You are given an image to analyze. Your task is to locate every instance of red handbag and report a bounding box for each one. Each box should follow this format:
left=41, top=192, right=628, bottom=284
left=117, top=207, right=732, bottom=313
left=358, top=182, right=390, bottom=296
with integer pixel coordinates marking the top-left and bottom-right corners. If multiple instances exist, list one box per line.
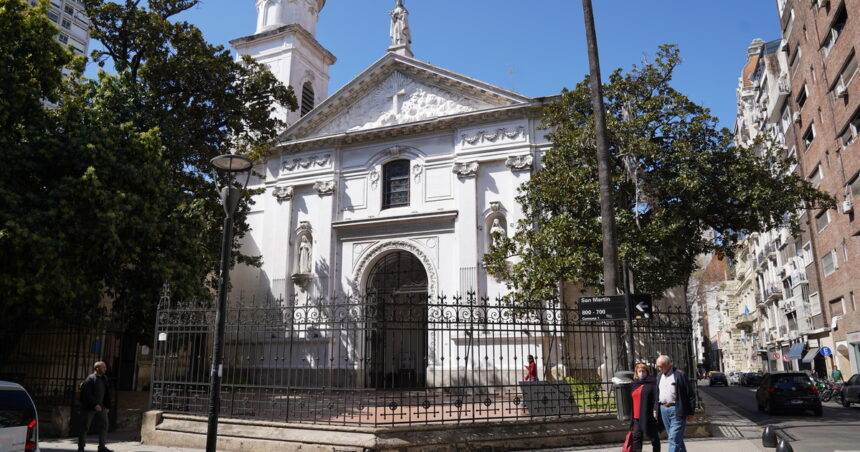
left=622, top=430, right=633, bottom=452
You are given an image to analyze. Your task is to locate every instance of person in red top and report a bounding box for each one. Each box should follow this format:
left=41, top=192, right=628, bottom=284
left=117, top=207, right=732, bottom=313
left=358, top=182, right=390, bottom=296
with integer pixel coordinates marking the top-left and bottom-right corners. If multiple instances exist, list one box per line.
left=631, top=363, right=661, bottom=452
left=524, top=355, right=538, bottom=381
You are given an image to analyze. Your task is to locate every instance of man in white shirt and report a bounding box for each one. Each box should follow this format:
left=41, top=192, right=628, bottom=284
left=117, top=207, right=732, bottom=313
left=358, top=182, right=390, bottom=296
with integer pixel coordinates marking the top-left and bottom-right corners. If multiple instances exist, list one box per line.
left=656, top=355, right=695, bottom=452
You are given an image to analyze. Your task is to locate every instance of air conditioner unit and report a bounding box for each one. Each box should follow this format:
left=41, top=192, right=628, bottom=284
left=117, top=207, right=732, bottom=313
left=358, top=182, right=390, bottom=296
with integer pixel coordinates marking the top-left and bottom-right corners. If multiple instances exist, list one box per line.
left=793, top=111, right=802, bottom=123
left=836, top=85, right=848, bottom=98
left=843, top=198, right=854, bottom=214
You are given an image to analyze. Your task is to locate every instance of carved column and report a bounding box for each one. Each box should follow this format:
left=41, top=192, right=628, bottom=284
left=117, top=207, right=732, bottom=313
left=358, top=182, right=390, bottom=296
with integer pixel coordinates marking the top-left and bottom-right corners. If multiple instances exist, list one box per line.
left=453, top=161, right=479, bottom=295
left=270, top=184, right=294, bottom=300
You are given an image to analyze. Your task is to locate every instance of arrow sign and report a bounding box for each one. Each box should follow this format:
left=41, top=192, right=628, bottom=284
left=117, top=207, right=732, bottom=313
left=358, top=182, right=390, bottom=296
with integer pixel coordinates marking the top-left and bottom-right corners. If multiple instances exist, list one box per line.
left=631, top=294, right=653, bottom=319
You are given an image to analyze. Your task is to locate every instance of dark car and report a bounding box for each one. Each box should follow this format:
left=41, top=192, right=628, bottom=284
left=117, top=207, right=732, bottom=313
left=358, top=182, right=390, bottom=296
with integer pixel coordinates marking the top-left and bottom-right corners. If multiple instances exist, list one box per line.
left=756, top=372, right=822, bottom=416
left=842, top=374, right=860, bottom=407
left=741, top=372, right=763, bottom=387
left=709, top=372, right=728, bottom=387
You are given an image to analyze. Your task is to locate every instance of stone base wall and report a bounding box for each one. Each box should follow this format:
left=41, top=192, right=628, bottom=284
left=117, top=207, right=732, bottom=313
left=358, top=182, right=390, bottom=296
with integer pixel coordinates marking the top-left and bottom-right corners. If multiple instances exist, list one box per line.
left=141, top=410, right=711, bottom=451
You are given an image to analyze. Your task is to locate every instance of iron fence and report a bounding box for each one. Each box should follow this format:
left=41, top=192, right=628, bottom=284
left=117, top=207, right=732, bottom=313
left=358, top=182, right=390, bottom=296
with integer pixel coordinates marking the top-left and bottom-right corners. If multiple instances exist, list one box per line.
left=151, top=289, right=694, bottom=426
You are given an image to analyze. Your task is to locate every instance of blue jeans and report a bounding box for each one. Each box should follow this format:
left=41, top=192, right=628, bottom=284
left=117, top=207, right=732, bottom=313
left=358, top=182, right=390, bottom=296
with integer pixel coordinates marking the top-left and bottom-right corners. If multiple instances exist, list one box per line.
left=659, top=405, right=686, bottom=452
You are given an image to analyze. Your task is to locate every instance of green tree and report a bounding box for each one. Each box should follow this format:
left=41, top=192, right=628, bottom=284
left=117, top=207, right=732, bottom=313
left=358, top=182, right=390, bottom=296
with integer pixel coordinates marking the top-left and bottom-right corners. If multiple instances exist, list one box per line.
left=0, top=0, right=297, bottom=348
left=483, top=45, right=833, bottom=305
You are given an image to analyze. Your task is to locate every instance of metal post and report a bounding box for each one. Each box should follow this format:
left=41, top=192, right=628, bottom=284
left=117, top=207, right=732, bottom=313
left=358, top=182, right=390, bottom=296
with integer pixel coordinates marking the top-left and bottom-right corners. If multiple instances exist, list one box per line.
left=623, top=260, right=635, bottom=371
left=206, top=186, right=240, bottom=452
left=581, top=0, right=620, bottom=297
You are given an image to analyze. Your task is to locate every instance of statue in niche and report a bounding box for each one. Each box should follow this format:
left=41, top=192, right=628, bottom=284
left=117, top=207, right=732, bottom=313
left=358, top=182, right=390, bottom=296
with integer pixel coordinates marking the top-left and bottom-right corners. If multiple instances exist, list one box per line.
left=490, top=218, right=506, bottom=246
left=389, top=0, right=411, bottom=47
left=298, top=235, right=312, bottom=274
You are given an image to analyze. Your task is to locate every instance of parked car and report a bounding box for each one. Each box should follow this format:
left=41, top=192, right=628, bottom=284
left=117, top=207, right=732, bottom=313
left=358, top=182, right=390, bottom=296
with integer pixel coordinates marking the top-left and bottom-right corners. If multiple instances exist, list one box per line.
left=842, top=374, right=860, bottom=407
left=741, top=372, right=763, bottom=387
left=756, top=372, right=822, bottom=416
left=709, top=372, right=728, bottom=386
left=0, top=381, right=39, bottom=452
left=728, top=371, right=742, bottom=385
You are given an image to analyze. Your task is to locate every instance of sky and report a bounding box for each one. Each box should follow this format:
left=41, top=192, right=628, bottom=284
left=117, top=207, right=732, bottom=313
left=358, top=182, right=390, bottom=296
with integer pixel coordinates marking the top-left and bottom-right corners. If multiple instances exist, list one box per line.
left=159, top=0, right=783, bottom=131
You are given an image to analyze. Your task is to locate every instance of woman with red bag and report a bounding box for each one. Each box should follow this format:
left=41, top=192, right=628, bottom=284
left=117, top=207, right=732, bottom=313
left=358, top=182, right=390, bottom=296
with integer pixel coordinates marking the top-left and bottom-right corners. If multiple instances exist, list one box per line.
left=629, top=363, right=662, bottom=452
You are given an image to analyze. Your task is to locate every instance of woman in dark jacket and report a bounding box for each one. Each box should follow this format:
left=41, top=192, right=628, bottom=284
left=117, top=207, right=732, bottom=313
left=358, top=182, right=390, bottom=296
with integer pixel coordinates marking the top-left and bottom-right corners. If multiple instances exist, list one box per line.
left=630, top=363, right=661, bottom=452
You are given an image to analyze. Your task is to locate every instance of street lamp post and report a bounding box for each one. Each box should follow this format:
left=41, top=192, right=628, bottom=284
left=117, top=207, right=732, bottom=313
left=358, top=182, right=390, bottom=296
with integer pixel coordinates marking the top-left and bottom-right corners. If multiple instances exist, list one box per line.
left=206, top=154, right=253, bottom=452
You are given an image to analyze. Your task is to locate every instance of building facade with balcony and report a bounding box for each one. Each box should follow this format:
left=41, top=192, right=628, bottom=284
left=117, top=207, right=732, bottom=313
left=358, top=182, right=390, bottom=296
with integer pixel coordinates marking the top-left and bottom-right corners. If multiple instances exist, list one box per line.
left=777, top=0, right=860, bottom=377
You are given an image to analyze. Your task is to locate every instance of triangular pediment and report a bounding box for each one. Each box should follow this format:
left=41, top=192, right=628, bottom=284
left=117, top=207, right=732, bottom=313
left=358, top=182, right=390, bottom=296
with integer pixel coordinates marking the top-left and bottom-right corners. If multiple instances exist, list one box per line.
left=281, top=53, right=531, bottom=142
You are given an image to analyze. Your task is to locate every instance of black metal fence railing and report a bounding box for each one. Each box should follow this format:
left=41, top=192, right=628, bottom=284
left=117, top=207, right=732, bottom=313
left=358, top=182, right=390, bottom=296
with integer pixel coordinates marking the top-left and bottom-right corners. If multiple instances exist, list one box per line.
left=150, top=290, right=694, bottom=426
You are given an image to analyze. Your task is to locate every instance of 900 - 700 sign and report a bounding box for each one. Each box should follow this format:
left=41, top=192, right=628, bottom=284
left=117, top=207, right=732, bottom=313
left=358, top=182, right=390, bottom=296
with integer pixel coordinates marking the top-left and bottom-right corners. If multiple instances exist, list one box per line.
left=577, top=296, right=627, bottom=321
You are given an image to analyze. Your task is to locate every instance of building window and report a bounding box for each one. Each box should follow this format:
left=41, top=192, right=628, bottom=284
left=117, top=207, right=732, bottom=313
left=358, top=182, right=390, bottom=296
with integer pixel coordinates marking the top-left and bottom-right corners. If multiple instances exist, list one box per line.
left=839, top=107, right=860, bottom=148
left=300, top=81, right=314, bottom=117
left=829, top=297, right=845, bottom=317
left=815, top=209, right=830, bottom=232
left=803, top=123, right=816, bottom=148
left=796, top=84, right=808, bottom=108
left=382, top=159, right=410, bottom=209
left=822, top=7, right=847, bottom=56
left=47, top=11, right=58, bottom=22
left=61, top=18, right=71, bottom=29
left=57, top=33, right=68, bottom=44
left=810, top=291, right=822, bottom=316
left=822, top=249, right=838, bottom=276
left=64, top=4, right=73, bottom=14
left=790, top=45, right=802, bottom=72
left=809, top=163, right=823, bottom=186
left=848, top=171, right=860, bottom=198
left=834, top=52, right=858, bottom=98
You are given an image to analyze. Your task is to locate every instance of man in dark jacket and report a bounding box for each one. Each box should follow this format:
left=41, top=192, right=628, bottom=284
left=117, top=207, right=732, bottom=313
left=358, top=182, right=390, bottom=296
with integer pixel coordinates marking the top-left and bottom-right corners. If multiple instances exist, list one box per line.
left=655, top=355, right=695, bottom=452
left=78, top=361, right=112, bottom=452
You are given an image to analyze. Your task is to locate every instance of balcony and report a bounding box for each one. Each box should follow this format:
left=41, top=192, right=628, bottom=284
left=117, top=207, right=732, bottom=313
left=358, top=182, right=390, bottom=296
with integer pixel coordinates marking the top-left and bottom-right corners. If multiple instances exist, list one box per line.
left=786, top=270, right=808, bottom=288
left=764, top=285, right=783, bottom=302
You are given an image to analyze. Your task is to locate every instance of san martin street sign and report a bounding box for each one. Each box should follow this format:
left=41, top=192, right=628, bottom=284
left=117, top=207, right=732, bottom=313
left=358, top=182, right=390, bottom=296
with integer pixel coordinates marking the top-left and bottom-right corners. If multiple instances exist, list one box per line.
left=577, top=294, right=653, bottom=321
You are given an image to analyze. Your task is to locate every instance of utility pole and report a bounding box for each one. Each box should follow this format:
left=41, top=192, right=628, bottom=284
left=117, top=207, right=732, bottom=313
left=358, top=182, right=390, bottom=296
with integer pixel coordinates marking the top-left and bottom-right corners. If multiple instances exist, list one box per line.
left=580, top=0, right=619, bottom=298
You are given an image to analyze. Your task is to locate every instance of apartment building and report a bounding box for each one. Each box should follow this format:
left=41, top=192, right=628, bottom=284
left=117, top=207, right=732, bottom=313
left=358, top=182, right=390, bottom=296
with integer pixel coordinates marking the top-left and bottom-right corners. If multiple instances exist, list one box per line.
left=30, top=0, right=90, bottom=60
left=777, top=0, right=860, bottom=377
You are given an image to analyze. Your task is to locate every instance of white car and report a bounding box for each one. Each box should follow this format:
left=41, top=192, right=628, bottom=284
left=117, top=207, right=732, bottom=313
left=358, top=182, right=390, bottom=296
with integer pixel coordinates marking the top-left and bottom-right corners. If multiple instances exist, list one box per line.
left=0, top=381, right=39, bottom=452
left=728, top=371, right=742, bottom=385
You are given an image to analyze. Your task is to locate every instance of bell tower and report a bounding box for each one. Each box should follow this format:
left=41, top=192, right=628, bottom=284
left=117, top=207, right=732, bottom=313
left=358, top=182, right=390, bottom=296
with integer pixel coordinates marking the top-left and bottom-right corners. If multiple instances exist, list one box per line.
left=231, top=0, right=336, bottom=125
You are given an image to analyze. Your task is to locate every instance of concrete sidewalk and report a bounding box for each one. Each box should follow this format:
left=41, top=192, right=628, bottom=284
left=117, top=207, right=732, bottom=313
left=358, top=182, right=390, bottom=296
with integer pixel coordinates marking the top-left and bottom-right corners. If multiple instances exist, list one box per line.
left=39, top=429, right=204, bottom=452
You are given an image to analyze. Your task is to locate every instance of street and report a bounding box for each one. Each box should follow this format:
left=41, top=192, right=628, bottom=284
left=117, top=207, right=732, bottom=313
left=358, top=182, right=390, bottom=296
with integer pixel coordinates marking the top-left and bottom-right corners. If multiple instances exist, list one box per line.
left=700, top=383, right=860, bottom=452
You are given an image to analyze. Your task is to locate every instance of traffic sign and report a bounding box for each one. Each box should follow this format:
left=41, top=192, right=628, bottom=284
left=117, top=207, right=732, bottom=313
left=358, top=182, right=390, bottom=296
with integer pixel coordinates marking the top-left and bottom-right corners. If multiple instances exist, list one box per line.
left=771, top=352, right=781, bottom=360
left=820, top=346, right=832, bottom=357
left=631, top=294, right=653, bottom=319
left=751, top=355, right=758, bottom=361
left=577, top=296, right=627, bottom=321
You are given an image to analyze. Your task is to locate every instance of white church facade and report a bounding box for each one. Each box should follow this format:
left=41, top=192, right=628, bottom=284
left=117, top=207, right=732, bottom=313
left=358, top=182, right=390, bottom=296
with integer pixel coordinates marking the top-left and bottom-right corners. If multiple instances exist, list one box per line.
left=229, top=0, right=554, bottom=304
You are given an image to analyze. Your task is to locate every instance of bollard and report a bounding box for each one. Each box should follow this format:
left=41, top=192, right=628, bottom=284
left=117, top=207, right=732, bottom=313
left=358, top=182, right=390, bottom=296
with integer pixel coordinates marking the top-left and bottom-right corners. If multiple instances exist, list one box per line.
left=762, top=425, right=778, bottom=448
left=776, top=438, right=793, bottom=452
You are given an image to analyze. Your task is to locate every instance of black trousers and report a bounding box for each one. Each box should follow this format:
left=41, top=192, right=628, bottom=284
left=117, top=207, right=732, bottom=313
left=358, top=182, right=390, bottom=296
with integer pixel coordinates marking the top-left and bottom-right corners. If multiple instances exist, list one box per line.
left=78, top=409, right=108, bottom=449
left=632, top=417, right=661, bottom=452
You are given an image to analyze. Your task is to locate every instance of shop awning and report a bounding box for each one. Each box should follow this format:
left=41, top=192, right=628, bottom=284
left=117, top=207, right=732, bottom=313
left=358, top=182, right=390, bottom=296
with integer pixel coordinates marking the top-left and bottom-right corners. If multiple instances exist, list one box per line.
left=786, top=342, right=805, bottom=360
left=801, top=348, right=820, bottom=363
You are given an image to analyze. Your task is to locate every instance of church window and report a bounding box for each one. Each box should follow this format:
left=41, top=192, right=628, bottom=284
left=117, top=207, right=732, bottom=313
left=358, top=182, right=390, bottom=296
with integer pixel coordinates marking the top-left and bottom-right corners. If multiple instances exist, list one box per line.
left=382, top=160, right=410, bottom=209
left=301, top=81, right=315, bottom=116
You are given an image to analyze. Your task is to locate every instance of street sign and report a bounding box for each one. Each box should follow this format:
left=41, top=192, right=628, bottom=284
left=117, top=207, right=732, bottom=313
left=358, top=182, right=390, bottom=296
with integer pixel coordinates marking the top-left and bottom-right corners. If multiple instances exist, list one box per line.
left=820, top=346, right=832, bottom=357
left=751, top=355, right=758, bottom=361
left=631, top=294, right=653, bottom=319
left=577, top=295, right=627, bottom=321
left=771, top=352, right=781, bottom=360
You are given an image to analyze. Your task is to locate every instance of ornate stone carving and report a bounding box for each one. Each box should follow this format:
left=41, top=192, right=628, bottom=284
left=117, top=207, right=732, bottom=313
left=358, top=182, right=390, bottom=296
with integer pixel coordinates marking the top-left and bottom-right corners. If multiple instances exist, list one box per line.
left=352, top=240, right=438, bottom=297
left=313, top=180, right=336, bottom=195
left=505, top=154, right=533, bottom=172
left=412, top=163, right=423, bottom=183
left=369, top=170, right=380, bottom=190
left=314, top=72, right=492, bottom=136
left=489, top=201, right=502, bottom=212
left=386, top=145, right=408, bottom=157
left=452, top=161, right=479, bottom=178
left=272, top=185, right=294, bottom=201
left=296, top=221, right=312, bottom=235
left=460, top=126, right=526, bottom=147
left=282, top=154, right=331, bottom=172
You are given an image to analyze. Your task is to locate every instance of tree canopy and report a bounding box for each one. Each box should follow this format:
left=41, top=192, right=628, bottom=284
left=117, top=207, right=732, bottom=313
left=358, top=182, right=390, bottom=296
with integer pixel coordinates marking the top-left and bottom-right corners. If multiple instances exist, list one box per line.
left=0, top=0, right=296, bottom=346
left=483, top=45, right=833, bottom=305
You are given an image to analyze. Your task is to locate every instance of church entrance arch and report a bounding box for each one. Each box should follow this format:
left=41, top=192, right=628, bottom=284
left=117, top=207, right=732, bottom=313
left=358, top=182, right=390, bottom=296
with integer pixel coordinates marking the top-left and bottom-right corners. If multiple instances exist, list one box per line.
left=365, top=250, right=427, bottom=389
